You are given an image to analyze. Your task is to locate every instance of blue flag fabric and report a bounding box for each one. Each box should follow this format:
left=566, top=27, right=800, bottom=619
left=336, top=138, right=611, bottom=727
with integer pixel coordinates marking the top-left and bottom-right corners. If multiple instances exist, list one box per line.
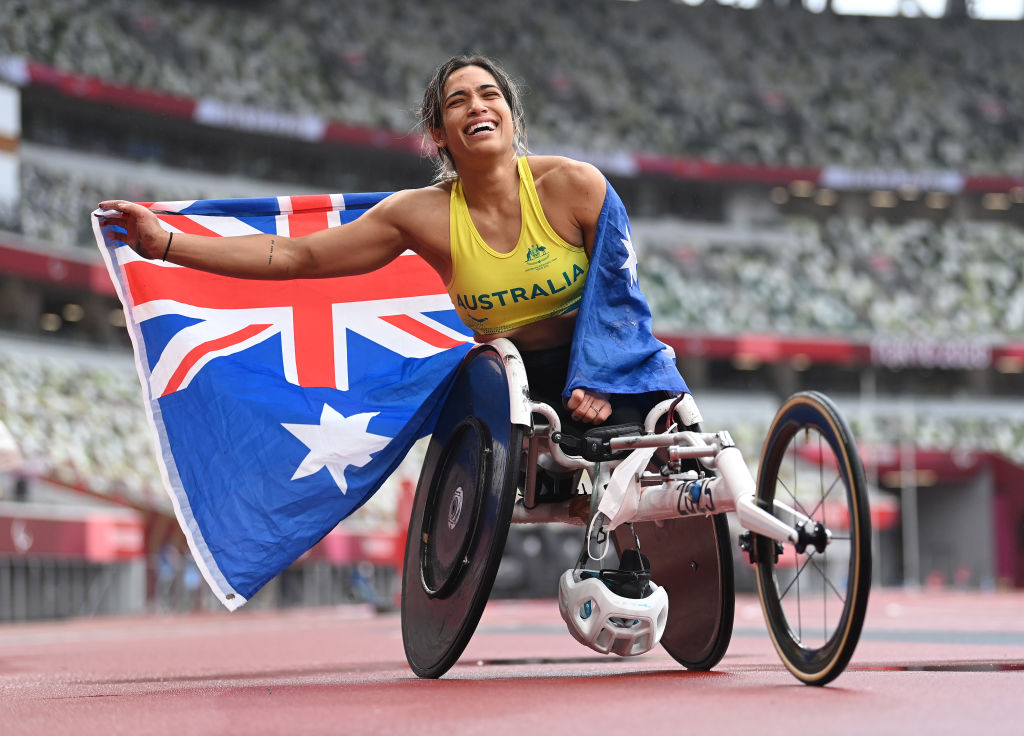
left=92, top=181, right=686, bottom=611
left=564, top=181, right=688, bottom=401
left=93, top=193, right=473, bottom=609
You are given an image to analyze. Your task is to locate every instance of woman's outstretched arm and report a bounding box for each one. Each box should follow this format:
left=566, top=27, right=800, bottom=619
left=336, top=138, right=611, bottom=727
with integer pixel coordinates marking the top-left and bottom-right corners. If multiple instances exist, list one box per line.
left=97, top=189, right=431, bottom=280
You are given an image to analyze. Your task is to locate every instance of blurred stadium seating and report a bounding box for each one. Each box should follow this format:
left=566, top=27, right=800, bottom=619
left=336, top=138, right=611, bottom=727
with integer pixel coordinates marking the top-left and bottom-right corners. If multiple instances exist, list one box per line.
left=1, top=0, right=1023, bottom=608
left=0, top=337, right=164, bottom=506
left=2, top=0, right=1022, bottom=171
left=639, top=216, right=1024, bottom=339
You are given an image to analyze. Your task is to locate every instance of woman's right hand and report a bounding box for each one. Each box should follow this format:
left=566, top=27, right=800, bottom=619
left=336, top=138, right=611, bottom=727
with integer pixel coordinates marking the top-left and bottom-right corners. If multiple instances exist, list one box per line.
left=97, top=200, right=167, bottom=259
left=567, top=388, right=612, bottom=425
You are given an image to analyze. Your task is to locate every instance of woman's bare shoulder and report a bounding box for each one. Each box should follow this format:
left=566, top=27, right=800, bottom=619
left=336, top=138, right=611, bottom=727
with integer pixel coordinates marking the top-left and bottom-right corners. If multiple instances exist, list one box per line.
left=367, top=183, right=452, bottom=268
left=378, top=182, right=450, bottom=211
left=528, top=156, right=606, bottom=232
left=372, top=184, right=449, bottom=229
left=528, top=155, right=606, bottom=197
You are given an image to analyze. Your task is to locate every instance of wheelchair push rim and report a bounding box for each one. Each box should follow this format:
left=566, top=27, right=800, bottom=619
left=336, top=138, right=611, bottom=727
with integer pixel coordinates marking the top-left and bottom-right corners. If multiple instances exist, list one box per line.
left=753, top=391, right=872, bottom=686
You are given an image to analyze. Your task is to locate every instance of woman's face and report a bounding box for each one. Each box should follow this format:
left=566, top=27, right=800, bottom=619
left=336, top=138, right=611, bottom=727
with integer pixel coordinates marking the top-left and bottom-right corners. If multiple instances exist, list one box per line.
left=434, top=65, right=515, bottom=163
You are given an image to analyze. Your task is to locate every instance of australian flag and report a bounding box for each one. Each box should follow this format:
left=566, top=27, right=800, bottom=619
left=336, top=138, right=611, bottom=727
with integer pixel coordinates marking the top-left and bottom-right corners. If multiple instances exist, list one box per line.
left=91, top=181, right=685, bottom=611
left=565, top=183, right=687, bottom=401
left=93, top=193, right=472, bottom=609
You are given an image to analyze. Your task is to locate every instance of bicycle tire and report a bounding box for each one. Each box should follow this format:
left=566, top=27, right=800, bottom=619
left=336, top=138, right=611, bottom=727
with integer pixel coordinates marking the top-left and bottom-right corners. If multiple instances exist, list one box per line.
left=753, top=391, right=871, bottom=686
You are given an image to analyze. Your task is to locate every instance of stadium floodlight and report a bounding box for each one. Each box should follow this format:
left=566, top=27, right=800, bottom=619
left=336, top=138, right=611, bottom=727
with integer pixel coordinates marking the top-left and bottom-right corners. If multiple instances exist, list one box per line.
left=969, top=0, right=1024, bottom=20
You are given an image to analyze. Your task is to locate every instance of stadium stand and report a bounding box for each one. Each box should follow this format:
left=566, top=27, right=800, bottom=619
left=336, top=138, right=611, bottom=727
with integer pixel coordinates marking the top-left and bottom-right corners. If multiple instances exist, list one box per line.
left=1, top=0, right=1022, bottom=172
left=638, top=215, right=1024, bottom=340
left=1, top=0, right=1023, bottom=608
left=0, top=335, right=165, bottom=508
left=10, top=149, right=1024, bottom=350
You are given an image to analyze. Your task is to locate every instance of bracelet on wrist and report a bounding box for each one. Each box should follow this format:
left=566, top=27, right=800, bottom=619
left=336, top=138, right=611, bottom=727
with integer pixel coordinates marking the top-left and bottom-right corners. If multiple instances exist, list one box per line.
left=161, top=232, right=174, bottom=261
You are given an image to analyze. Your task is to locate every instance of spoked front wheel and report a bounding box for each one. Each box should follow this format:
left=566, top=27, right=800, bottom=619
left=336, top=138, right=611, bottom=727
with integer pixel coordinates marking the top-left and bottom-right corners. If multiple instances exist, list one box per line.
left=753, top=391, right=871, bottom=686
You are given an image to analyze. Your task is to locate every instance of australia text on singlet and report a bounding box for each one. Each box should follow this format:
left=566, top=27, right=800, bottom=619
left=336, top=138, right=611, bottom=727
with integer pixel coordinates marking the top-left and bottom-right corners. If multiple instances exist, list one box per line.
left=446, top=157, right=589, bottom=335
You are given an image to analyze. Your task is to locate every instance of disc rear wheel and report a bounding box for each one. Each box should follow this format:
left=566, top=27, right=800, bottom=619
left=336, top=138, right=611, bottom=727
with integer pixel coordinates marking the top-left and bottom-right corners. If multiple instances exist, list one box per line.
left=401, top=346, right=523, bottom=678
left=614, top=513, right=734, bottom=670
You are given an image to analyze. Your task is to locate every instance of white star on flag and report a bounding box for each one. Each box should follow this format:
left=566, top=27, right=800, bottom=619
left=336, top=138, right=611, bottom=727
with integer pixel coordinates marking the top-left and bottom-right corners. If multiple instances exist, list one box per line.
left=282, top=404, right=391, bottom=494
left=620, top=237, right=638, bottom=286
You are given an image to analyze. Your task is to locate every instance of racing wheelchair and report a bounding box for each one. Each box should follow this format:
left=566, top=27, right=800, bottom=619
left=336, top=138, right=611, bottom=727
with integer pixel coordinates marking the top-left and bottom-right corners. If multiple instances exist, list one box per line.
left=401, top=340, right=871, bottom=686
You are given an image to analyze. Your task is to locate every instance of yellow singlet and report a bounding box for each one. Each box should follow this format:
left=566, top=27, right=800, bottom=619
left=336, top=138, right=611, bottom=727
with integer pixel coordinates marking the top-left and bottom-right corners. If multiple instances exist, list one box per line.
left=447, top=157, right=589, bottom=335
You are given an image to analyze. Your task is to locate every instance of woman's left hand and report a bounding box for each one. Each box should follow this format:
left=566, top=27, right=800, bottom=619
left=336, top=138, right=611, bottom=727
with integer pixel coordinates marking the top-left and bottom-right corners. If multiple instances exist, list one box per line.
left=567, top=388, right=611, bottom=425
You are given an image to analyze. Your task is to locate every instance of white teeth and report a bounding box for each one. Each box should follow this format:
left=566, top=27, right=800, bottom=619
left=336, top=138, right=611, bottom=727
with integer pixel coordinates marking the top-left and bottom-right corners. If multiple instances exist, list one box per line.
left=468, top=122, right=495, bottom=135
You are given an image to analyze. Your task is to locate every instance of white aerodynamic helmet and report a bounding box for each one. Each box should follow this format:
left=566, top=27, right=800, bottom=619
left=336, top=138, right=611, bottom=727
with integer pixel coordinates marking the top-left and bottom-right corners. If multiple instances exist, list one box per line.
left=557, top=553, right=669, bottom=657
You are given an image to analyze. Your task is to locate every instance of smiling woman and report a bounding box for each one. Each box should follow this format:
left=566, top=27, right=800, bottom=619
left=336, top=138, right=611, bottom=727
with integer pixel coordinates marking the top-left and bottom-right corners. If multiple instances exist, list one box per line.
left=94, top=54, right=694, bottom=669
left=417, top=54, right=529, bottom=183
left=98, top=53, right=681, bottom=431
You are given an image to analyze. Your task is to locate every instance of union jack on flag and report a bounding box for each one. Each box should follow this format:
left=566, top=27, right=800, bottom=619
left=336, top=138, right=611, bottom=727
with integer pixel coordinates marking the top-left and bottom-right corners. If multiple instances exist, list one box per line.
left=93, top=194, right=472, bottom=609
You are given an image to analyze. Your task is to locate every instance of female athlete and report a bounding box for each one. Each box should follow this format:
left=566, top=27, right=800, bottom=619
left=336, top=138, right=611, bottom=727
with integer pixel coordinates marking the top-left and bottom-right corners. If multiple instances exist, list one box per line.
left=100, top=54, right=673, bottom=436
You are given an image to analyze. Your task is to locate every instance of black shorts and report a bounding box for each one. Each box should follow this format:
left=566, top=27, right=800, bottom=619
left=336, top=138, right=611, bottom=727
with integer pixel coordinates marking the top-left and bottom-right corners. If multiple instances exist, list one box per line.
left=518, top=344, right=671, bottom=439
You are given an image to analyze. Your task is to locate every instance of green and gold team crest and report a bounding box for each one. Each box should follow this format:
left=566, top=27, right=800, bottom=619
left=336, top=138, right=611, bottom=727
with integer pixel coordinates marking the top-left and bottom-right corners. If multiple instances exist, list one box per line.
left=524, top=243, right=552, bottom=270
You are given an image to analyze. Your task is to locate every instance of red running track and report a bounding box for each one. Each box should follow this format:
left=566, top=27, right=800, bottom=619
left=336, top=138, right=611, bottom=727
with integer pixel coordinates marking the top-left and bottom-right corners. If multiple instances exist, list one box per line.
left=2, top=589, right=1023, bottom=735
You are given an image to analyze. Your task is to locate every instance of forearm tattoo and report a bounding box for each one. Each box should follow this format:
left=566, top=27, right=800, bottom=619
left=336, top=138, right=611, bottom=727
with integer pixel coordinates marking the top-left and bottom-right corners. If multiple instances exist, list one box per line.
left=267, top=238, right=275, bottom=265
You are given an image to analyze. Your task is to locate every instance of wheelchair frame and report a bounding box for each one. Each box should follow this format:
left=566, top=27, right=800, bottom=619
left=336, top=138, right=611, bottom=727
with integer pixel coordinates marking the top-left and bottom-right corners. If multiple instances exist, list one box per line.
left=404, top=338, right=871, bottom=686
left=497, top=339, right=835, bottom=551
